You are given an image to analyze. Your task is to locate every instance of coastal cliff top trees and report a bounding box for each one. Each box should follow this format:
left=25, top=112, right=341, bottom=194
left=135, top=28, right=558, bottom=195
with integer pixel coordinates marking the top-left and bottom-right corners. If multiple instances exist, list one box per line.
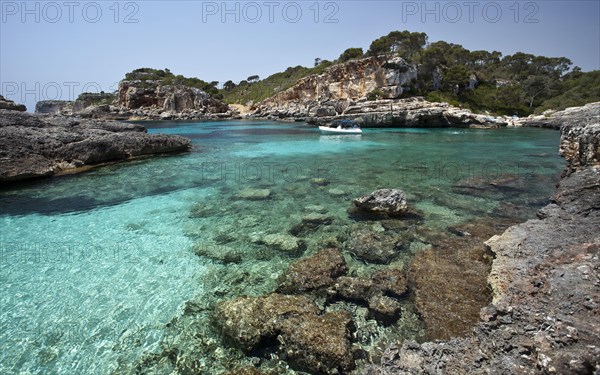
left=123, top=68, right=223, bottom=99
left=219, top=29, right=597, bottom=114
left=366, top=30, right=428, bottom=61
left=339, top=48, right=364, bottom=63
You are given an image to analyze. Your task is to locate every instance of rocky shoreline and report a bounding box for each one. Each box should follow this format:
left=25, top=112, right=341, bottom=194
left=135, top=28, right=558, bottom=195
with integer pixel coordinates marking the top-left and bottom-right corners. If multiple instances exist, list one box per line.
left=365, top=113, right=600, bottom=374
left=0, top=108, right=191, bottom=183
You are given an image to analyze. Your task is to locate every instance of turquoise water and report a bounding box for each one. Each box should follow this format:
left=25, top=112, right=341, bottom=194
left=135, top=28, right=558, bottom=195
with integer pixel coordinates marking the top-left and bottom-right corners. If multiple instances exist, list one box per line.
left=0, top=120, right=564, bottom=374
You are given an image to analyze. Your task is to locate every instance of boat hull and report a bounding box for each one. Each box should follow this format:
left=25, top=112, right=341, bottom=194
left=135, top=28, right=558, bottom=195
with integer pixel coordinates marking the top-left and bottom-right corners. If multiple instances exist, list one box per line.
left=318, top=126, right=362, bottom=135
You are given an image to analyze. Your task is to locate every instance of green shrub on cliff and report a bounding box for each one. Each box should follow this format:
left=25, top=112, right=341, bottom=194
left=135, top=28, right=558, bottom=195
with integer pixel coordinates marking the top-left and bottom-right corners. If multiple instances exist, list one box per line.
left=367, top=89, right=385, bottom=101
left=339, top=48, right=364, bottom=62
left=536, top=70, right=600, bottom=113
left=123, top=68, right=223, bottom=100
left=220, top=62, right=334, bottom=105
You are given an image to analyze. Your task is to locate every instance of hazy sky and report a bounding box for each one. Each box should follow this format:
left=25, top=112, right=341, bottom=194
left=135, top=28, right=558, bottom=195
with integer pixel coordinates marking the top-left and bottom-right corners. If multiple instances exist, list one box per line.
left=1, top=0, right=599, bottom=111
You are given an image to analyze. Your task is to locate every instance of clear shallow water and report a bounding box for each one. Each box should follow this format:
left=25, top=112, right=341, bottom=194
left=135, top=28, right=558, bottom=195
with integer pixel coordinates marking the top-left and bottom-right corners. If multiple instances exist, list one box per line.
left=0, top=120, right=564, bottom=374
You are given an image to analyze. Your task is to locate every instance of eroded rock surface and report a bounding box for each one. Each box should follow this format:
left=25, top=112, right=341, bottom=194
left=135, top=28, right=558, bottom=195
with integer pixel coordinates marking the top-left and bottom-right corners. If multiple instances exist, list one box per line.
left=351, top=189, right=410, bottom=217
left=0, top=109, right=191, bottom=183
left=278, top=248, right=348, bottom=293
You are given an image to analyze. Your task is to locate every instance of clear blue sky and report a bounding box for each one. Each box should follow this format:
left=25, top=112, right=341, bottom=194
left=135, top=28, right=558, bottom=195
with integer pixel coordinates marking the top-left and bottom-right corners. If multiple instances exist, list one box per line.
left=1, top=0, right=599, bottom=111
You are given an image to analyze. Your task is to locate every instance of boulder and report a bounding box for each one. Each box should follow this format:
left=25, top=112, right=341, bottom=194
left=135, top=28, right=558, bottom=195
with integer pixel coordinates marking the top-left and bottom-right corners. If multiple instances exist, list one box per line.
left=279, top=311, right=354, bottom=373
left=214, top=294, right=355, bottom=374
left=214, top=293, right=319, bottom=352
left=351, top=189, right=409, bottom=216
left=278, top=248, right=347, bottom=293
left=346, top=230, right=403, bottom=264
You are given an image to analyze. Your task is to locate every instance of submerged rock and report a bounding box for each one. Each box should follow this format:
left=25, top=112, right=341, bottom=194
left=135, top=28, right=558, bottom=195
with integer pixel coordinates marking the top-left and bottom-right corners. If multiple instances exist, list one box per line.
left=346, top=230, right=404, bottom=264
left=351, top=189, right=409, bottom=217
left=214, top=293, right=319, bottom=352
left=214, top=294, right=354, bottom=374
left=278, top=248, right=348, bottom=294
left=371, top=268, right=408, bottom=298
left=253, top=233, right=305, bottom=254
left=236, top=188, right=272, bottom=200
left=279, top=311, right=355, bottom=374
left=193, top=243, right=242, bottom=264
left=368, top=294, right=402, bottom=324
left=332, top=276, right=374, bottom=301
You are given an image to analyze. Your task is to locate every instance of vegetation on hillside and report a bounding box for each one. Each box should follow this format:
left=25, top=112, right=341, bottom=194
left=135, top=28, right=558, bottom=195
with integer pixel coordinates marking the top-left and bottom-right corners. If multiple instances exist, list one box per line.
left=218, top=30, right=599, bottom=115
left=118, top=33, right=598, bottom=115
left=123, top=68, right=223, bottom=99
left=220, top=61, right=334, bottom=105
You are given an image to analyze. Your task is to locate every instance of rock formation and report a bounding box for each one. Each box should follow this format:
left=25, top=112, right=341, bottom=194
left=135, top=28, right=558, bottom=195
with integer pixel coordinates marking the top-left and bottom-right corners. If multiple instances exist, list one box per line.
left=0, top=109, right=191, bottom=183
left=249, top=57, right=505, bottom=128
left=365, top=105, right=600, bottom=374
left=523, top=102, right=600, bottom=130
left=0, top=95, right=26, bottom=111
left=35, top=80, right=233, bottom=121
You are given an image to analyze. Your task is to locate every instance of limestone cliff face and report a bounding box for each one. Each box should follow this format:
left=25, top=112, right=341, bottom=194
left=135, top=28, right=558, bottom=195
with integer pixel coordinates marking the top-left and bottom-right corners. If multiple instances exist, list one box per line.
left=263, top=57, right=416, bottom=105
left=118, top=81, right=229, bottom=115
left=255, top=57, right=417, bottom=119
left=253, top=57, right=507, bottom=128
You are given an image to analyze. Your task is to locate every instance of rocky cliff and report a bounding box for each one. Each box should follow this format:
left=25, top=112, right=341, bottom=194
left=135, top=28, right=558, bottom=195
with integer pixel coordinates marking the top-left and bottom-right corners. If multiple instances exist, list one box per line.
left=523, top=102, right=600, bottom=130
left=0, top=109, right=191, bottom=183
left=0, top=95, right=26, bottom=112
left=35, top=81, right=233, bottom=121
left=365, top=106, right=600, bottom=374
left=251, top=57, right=504, bottom=128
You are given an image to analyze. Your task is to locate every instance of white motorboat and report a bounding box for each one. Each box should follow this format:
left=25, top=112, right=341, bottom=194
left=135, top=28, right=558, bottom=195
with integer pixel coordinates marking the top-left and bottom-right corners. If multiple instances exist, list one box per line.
left=319, top=120, right=362, bottom=135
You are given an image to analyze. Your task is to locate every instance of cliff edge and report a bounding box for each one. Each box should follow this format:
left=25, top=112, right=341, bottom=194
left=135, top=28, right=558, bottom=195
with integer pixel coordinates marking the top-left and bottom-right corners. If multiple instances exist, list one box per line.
left=0, top=109, right=191, bottom=183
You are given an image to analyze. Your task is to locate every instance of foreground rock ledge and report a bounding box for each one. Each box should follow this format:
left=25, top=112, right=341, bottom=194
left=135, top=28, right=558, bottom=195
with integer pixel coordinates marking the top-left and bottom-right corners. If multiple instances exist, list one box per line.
left=0, top=109, right=191, bottom=183
left=365, top=119, right=600, bottom=374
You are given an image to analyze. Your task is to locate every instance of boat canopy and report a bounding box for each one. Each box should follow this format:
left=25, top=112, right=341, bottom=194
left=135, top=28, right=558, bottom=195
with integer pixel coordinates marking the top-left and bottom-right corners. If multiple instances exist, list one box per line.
left=332, top=119, right=359, bottom=129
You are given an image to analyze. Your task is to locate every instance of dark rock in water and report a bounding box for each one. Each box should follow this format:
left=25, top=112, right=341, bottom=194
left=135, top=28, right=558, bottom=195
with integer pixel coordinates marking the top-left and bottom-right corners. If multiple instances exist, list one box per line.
left=332, top=276, right=375, bottom=301
left=279, top=311, right=354, bottom=374
left=408, top=223, right=494, bottom=341
left=214, top=293, right=354, bottom=374
left=278, top=248, right=347, bottom=294
left=290, top=213, right=335, bottom=235
left=351, top=189, right=410, bottom=217
left=368, top=294, right=402, bottom=324
left=371, top=268, right=408, bottom=299
left=214, top=293, right=319, bottom=352
left=0, top=95, right=26, bottom=111
left=346, top=230, right=404, bottom=264
left=0, top=110, right=191, bottom=183
left=330, top=268, right=407, bottom=325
